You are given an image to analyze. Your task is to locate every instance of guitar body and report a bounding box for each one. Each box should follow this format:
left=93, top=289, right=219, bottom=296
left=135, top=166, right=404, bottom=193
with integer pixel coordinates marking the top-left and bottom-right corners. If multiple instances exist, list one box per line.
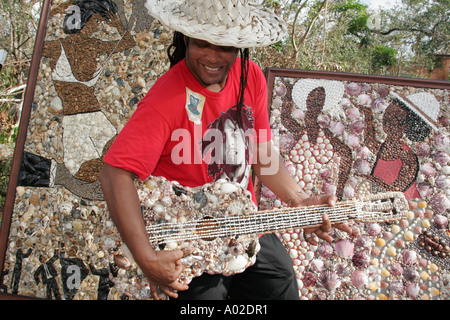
left=103, top=176, right=260, bottom=299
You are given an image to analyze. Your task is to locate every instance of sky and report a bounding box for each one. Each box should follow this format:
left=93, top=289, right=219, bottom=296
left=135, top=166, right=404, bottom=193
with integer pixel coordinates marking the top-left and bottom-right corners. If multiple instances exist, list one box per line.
left=360, top=0, right=402, bottom=9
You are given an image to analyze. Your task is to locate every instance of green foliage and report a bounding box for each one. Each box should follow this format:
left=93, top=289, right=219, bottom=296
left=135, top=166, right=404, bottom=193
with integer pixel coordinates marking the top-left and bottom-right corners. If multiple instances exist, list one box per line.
left=371, top=45, right=398, bottom=73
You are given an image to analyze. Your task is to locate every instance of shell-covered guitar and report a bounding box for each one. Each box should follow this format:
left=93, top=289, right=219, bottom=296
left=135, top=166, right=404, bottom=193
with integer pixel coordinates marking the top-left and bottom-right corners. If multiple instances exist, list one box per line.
left=102, top=176, right=408, bottom=299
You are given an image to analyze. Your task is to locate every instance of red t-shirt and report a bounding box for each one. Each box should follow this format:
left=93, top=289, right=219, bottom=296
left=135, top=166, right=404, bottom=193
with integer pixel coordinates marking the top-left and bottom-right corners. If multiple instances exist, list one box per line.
left=104, top=58, right=271, bottom=201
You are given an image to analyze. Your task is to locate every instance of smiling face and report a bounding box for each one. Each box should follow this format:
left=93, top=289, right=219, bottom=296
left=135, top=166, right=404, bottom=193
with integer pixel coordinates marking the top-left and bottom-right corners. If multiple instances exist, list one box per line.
left=185, top=37, right=239, bottom=92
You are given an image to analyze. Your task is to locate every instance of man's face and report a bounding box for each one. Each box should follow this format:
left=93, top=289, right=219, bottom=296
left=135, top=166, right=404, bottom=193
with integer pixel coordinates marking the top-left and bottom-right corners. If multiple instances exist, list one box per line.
left=185, top=37, right=238, bottom=92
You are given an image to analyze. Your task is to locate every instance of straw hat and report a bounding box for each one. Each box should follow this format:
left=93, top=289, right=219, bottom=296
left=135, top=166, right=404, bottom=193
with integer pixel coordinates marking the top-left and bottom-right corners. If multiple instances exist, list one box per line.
left=145, top=0, right=288, bottom=48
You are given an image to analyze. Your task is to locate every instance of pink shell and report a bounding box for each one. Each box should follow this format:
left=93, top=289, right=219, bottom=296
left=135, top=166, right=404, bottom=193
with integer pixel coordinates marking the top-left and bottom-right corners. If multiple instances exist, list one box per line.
left=322, top=181, right=337, bottom=195
left=310, top=259, right=324, bottom=272
left=346, top=82, right=362, bottom=96
left=317, top=242, right=334, bottom=259
left=415, top=142, right=431, bottom=157
left=351, top=270, right=368, bottom=289
left=402, top=250, right=418, bottom=266
left=436, top=175, right=450, bottom=189
left=354, top=159, right=371, bottom=175
left=371, top=97, right=388, bottom=113
left=350, top=120, right=364, bottom=134
left=390, top=263, right=403, bottom=276
left=357, top=94, right=372, bottom=106
left=406, top=283, right=420, bottom=298
left=346, top=133, right=361, bottom=147
left=389, top=279, right=404, bottom=294
left=261, top=186, right=276, bottom=199
left=317, top=114, right=330, bottom=127
left=433, top=214, right=449, bottom=229
left=347, top=107, right=360, bottom=119
left=302, top=272, right=317, bottom=287
left=292, top=109, right=304, bottom=120
left=343, top=186, right=355, bottom=199
left=330, top=121, right=345, bottom=135
left=278, top=134, right=295, bottom=151
left=377, top=86, right=389, bottom=97
left=317, top=270, right=341, bottom=291
left=352, top=251, right=371, bottom=269
left=334, top=239, right=355, bottom=258
left=430, top=193, right=450, bottom=214
left=366, top=223, right=382, bottom=236
left=435, top=151, right=450, bottom=166
left=403, top=267, right=419, bottom=282
left=417, top=183, right=433, bottom=199
left=319, top=168, right=332, bottom=180
left=420, top=163, right=436, bottom=178
left=434, top=133, right=449, bottom=151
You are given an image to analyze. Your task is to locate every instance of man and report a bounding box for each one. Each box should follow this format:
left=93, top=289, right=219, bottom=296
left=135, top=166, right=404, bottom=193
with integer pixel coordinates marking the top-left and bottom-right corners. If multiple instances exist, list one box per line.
left=100, top=0, right=351, bottom=300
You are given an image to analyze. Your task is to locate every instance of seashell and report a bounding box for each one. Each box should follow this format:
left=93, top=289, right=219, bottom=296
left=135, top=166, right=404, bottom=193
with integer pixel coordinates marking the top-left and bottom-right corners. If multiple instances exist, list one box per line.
left=389, top=279, right=405, bottom=294
left=317, top=114, right=331, bottom=127
left=335, top=263, right=351, bottom=277
left=276, top=84, right=287, bottom=97
left=319, top=168, right=332, bottom=180
left=377, top=86, right=390, bottom=97
left=390, top=263, right=403, bottom=276
left=322, top=181, right=336, bottom=195
left=434, top=133, right=449, bottom=152
left=310, top=259, right=324, bottom=272
left=330, top=121, right=345, bottom=136
left=346, top=82, right=361, bottom=96
left=371, top=97, right=388, bottom=113
left=357, top=94, right=372, bottom=106
left=420, top=163, right=436, bottom=178
left=366, top=223, right=382, bottom=237
left=430, top=193, right=450, bottom=214
left=59, top=202, right=73, bottom=215
left=352, top=251, right=371, bottom=269
left=403, top=267, right=419, bottom=282
left=292, top=108, right=304, bottom=120
left=302, top=272, right=317, bottom=287
left=114, top=254, right=131, bottom=270
left=402, top=250, right=418, bottom=267
left=355, top=235, right=373, bottom=249
left=415, top=142, right=431, bottom=157
left=343, top=186, right=355, bottom=199
left=334, top=239, right=355, bottom=258
left=406, top=283, right=420, bottom=298
left=226, top=255, right=248, bottom=273
left=279, top=134, right=295, bottom=151
left=417, top=183, right=433, bottom=198
left=193, top=190, right=207, bottom=209
left=436, top=175, right=450, bottom=189
left=340, top=98, right=352, bottom=107
left=347, top=106, right=360, bottom=119
left=354, top=159, right=371, bottom=175
left=317, top=242, right=334, bottom=259
left=346, top=133, right=360, bottom=147
left=350, top=120, right=364, bottom=134
left=435, top=151, right=450, bottom=166
left=317, top=270, right=341, bottom=291
left=220, top=182, right=238, bottom=194
left=351, top=270, right=368, bottom=289
left=433, top=214, right=449, bottom=229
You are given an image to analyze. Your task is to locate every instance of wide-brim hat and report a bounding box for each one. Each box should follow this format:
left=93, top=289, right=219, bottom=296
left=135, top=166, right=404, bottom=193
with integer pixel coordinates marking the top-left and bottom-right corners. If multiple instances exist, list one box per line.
left=145, top=0, right=288, bottom=48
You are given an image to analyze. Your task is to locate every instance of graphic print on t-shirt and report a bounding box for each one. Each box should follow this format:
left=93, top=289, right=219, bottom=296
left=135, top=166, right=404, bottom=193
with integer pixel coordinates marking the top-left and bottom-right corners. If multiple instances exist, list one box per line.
left=185, top=88, right=205, bottom=125
left=201, top=106, right=255, bottom=189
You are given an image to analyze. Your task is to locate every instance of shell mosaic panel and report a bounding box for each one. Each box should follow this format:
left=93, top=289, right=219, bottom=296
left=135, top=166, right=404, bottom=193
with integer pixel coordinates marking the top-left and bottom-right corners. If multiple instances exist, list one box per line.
left=261, top=71, right=450, bottom=300
left=0, top=0, right=449, bottom=301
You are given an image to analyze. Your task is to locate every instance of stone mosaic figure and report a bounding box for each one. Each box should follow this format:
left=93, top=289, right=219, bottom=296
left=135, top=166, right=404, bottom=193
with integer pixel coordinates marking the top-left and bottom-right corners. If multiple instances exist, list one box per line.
left=89, top=262, right=118, bottom=300
left=33, top=249, right=61, bottom=300
left=41, top=0, right=135, bottom=184
left=357, top=92, right=439, bottom=200
left=10, top=239, right=33, bottom=295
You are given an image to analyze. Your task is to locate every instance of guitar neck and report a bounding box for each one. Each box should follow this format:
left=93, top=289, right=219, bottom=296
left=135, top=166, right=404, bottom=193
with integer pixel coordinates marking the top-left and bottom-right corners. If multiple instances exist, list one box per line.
left=147, top=200, right=363, bottom=245
left=220, top=201, right=361, bottom=238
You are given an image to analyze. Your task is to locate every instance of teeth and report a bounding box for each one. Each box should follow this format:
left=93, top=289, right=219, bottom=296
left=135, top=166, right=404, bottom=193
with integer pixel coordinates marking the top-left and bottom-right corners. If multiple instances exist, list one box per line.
left=204, top=65, right=220, bottom=71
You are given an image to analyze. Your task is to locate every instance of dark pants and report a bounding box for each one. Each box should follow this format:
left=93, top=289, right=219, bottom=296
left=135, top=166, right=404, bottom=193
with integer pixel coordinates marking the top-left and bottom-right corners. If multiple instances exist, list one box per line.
left=176, top=233, right=299, bottom=300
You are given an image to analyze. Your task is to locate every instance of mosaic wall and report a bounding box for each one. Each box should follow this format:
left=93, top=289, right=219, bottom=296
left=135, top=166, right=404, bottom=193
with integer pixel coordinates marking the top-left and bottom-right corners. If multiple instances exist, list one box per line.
left=260, top=71, right=450, bottom=300
left=0, top=0, right=449, bottom=300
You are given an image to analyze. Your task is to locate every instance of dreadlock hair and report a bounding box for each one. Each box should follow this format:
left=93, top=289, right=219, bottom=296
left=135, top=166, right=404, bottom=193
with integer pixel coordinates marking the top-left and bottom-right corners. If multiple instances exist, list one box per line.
left=167, top=31, right=250, bottom=128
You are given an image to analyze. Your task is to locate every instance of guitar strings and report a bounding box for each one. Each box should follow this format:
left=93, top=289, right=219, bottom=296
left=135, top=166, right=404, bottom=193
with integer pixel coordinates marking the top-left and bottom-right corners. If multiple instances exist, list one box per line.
left=145, top=203, right=369, bottom=244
